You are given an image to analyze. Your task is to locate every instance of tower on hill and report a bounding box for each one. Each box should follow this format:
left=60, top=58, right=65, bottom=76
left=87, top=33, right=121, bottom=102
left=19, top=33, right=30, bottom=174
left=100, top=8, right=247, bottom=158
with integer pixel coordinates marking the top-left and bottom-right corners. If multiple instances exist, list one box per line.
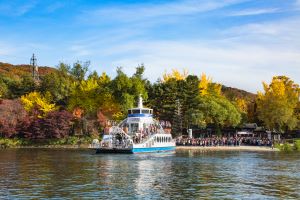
left=30, top=53, right=39, bottom=82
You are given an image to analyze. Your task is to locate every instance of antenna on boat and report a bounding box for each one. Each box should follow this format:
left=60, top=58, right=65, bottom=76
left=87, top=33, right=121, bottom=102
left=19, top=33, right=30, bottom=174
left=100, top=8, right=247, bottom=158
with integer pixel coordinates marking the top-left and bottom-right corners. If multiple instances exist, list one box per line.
left=138, top=94, right=143, bottom=108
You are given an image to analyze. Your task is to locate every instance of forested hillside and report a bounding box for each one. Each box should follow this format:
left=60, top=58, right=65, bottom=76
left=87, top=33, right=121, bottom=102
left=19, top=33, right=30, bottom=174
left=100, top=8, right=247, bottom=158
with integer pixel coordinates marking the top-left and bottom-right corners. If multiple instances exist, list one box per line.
left=0, top=61, right=299, bottom=143
left=0, top=62, right=256, bottom=100
left=0, top=62, right=55, bottom=79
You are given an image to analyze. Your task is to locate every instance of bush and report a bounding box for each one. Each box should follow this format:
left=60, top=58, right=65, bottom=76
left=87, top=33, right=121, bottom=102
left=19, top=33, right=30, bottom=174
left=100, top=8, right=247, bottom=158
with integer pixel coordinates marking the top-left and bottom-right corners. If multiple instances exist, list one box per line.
left=66, top=136, right=79, bottom=145
left=294, top=139, right=300, bottom=151
left=281, top=143, right=293, bottom=152
left=274, top=142, right=294, bottom=152
left=0, top=138, right=30, bottom=148
left=274, top=143, right=281, bottom=150
left=47, top=136, right=92, bottom=145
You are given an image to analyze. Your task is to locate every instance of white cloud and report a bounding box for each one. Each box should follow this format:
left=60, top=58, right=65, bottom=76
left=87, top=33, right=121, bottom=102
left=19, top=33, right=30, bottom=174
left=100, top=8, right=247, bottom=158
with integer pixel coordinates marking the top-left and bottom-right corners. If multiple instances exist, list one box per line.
left=80, top=0, right=247, bottom=23
left=104, top=39, right=300, bottom=93
left=229, top=8, right=280, bottom=16
left=223, top=17, right=300, bottom=46
left=67, top=13, right=300, bottom=93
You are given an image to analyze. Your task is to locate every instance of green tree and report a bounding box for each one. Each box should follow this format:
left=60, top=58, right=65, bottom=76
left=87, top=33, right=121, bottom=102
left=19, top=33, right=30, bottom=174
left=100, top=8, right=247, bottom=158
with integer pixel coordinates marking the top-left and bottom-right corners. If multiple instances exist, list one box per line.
left=182, top=75, right=201, bottom=128
left=39, top=63, right=73, bottom=105
left=70, top=61, right=90, bottom=81
left=0, top=77, right=8, bottom=99
left=199, top=96, right=241, bottom=134
left=110, top=66, right=148, bottom=117
left=8, top=76, right=36, bottom=98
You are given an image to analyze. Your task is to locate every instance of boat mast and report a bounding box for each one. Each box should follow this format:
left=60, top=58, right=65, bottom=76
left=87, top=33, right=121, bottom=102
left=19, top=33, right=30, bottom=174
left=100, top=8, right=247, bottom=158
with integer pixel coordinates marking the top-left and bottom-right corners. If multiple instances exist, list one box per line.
left=138, top=94, right=143, bottom=108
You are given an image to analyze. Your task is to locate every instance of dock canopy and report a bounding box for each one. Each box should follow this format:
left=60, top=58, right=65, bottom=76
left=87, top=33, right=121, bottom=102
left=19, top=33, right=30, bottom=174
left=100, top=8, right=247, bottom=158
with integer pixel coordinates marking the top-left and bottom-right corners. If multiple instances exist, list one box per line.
left=237, top=131, right=253, bottom=135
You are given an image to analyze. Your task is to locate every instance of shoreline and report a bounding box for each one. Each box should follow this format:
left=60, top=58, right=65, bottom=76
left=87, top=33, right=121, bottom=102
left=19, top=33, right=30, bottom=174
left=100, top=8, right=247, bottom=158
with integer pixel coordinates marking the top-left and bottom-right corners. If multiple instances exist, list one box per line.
left=2, top=145, right=279, bottom=152
left=1, top=144, right=91, bottom=149
left=176, top=145, right=278, bottom=151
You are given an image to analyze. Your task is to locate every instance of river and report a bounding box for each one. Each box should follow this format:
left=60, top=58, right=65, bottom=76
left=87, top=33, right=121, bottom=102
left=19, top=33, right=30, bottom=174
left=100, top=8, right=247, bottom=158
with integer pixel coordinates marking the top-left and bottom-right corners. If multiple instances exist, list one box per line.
left=0, top=149, right=299, bottom=199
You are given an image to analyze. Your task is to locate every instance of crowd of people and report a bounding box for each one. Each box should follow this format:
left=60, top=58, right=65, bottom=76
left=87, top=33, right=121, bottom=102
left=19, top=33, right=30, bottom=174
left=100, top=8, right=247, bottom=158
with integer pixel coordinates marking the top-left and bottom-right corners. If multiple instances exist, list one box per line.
left=176, top=136, right=273, bottom=147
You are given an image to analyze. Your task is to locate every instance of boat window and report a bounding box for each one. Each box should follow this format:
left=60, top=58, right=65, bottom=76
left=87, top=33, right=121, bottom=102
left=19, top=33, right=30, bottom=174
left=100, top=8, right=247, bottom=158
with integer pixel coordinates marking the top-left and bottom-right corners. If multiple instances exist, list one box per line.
left=128, top=110, right=132, bottom=114
left=150, top=110, right=153, bottom=114
left=169, top=137, right=171, bottom=142
left=130, top=123, right=139, bottom=133
left=142, top=109, right=149, bottom=114
left=132, top=109, right=140, bottom=114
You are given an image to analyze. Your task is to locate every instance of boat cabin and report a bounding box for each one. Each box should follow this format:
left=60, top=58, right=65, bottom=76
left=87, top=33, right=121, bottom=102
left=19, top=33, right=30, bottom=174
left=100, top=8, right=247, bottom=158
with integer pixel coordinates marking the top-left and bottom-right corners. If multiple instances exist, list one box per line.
left=118, top=95, right=162, bottom=136
left=128, top=108, right=153, bottom=116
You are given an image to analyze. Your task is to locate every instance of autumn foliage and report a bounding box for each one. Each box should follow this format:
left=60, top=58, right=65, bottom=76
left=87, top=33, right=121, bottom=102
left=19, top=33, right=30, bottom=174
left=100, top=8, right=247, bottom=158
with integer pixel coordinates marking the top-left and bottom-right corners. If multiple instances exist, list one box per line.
left=0, top=61, right=298, bottom=140
left=0, top=99, right=28, bottom=138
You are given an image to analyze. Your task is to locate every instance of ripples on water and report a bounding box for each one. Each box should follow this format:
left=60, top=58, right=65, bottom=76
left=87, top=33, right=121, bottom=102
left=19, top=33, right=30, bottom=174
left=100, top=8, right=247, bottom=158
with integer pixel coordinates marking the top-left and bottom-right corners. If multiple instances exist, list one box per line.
left=0, top=149, right=299, bottom=199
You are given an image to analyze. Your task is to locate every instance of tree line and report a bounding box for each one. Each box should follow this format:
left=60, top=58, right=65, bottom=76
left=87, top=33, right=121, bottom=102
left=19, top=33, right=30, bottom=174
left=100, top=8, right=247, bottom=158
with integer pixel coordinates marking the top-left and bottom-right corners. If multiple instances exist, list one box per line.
left=0, top=61, right=299, bottom=140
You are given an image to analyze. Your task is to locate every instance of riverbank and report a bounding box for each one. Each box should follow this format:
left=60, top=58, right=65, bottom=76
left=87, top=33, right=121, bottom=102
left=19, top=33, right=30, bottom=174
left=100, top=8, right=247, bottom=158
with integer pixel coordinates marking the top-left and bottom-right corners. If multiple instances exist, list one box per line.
left=0, top=137, right=93, bottom=149
left=176, top=145, right=279, bottom=151
left=7, top=144, right=91, bottom=149
left=3, top=145, right=278, bottom=152
left=2, top=144, right=277, bottom=151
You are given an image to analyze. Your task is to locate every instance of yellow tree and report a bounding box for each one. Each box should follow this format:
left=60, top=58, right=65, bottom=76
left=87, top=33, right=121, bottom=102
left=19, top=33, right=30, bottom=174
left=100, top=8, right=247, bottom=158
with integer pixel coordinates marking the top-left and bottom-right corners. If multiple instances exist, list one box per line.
left=199, top=73, right=222, bottom=96
left=257, top=76, right=300, bottom=133
left=20, top=91, right=56, bottom=117
left=235, top=98, right=248, bottom=113
left=162, top=69, right=188, bottom=82
left=68, top=78, right=99, bottom=113
left=98, top=72, right=111, bottom=86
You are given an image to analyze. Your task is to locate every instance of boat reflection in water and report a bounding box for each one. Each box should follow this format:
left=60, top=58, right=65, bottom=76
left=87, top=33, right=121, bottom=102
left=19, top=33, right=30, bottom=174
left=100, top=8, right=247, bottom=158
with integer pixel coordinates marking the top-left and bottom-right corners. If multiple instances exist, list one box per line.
left=92, top=95, right=175, bottom=153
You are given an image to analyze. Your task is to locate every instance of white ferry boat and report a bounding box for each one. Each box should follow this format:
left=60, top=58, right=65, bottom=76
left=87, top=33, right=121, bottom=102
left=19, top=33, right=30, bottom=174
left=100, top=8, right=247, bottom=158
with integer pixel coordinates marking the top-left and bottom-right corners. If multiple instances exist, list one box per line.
left=93, top=95, right=176, bottom=153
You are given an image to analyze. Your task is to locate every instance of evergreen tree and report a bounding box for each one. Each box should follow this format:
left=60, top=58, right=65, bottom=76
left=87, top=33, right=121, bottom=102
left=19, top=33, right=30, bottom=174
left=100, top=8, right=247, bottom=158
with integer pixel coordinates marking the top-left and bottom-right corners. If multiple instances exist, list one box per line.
left=172, top=99, right=183, bottom=137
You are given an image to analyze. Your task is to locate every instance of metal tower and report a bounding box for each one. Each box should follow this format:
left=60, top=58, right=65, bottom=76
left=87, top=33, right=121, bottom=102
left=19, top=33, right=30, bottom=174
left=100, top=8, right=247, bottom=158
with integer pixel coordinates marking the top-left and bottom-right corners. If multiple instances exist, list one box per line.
left=30, top=53, right=39, bottom=81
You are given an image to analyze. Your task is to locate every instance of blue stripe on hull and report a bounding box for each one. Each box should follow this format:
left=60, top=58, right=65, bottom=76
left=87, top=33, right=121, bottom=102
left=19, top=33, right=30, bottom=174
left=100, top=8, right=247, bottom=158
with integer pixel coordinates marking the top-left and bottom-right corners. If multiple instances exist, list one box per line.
left=132, top=146, right=175, bottom=153
left=95, top=146, right=176, bottom=154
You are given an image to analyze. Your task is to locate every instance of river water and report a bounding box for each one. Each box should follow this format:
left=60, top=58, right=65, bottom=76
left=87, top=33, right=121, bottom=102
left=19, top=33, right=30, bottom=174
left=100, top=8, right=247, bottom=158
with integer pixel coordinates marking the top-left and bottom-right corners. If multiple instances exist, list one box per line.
left=0, top=149, right=299, bottom=199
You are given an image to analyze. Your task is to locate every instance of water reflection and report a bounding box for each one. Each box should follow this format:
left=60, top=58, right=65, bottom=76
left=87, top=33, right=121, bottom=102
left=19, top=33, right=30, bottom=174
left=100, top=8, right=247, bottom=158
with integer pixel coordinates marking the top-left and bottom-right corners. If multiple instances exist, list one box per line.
left=0, top=149, right=299, bottom=199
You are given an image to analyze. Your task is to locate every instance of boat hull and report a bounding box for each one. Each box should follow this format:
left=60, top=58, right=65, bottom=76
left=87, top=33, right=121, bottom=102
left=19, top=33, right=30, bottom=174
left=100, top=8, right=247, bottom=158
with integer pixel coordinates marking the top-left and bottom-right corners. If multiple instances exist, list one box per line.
left=132, top=146, right=175, bottom=153
left=95, top=146, right=175, bottom=154
left=96, top=148, right=133, bottom=154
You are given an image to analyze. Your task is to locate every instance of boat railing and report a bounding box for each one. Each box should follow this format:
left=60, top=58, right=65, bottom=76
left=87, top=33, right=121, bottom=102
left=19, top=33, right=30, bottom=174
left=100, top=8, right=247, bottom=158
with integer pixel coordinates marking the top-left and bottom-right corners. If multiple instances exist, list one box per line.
left=89, top=143, right=100, bottom=149
left=111, top=140, right=133, bottom=149
left=133, top=129, right=166, bottom=144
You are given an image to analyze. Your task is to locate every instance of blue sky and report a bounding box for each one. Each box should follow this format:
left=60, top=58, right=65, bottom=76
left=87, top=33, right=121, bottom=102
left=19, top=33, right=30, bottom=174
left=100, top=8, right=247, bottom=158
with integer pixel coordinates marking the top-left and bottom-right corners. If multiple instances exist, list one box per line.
left=0, top=0, right=299, bottom=93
